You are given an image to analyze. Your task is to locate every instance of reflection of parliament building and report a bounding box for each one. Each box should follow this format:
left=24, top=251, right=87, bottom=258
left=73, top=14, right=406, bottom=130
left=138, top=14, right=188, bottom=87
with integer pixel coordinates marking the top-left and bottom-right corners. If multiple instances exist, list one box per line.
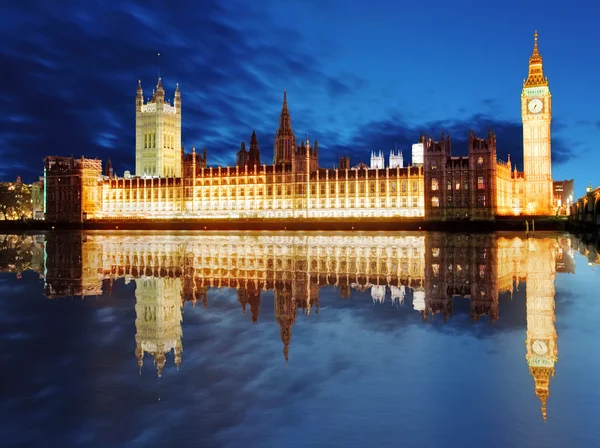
left=1, top=231, right=576, bottom=420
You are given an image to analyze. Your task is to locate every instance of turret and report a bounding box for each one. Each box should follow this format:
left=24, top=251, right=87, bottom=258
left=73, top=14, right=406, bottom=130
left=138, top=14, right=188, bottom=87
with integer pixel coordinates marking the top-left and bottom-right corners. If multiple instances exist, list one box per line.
left=106, top=159, right=114, bottom=178
left=236, top=141, right=248, bottom=167
left=136, top=80, right=143, bottom=112
left=524, top=31, right=548, bottom=87
left=155, top=77, right=165, bottom=103
left=174, top=82, right=181, bottom=112
left=248, top=130, right=260, bottom=166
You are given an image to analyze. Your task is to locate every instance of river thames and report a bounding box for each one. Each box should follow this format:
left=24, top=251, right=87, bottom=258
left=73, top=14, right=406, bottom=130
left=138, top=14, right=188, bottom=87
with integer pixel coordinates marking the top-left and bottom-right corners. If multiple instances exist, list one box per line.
left=1, top=231, right=599, bottom=447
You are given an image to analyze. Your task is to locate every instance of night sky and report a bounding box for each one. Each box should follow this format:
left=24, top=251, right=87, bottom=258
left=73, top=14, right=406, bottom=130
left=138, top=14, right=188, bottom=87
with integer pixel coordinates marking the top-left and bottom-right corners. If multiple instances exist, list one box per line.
left=1, top=0, right=598, bottom=196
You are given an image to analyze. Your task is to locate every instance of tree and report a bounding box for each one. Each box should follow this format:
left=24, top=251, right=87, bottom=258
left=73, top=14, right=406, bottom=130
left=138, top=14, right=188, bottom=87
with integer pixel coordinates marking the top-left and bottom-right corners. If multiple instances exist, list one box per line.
left=0, top=183, right=31, bottom=220
left=0, top=185, right=17, bottom=220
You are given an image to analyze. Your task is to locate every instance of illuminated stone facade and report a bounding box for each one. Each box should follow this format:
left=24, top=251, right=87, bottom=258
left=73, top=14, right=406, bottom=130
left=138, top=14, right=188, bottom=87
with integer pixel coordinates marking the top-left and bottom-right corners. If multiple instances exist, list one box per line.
left=135, top=78, right=182, bottom=178
left=42, top=33, right=555, bottom=220
left=98, top=90, right=425, bottom=219
left=422, top=32, right=554, bottom=218
left=522, top=32, right=553, bottom=214
left=43, top=156, right=102, bottom=222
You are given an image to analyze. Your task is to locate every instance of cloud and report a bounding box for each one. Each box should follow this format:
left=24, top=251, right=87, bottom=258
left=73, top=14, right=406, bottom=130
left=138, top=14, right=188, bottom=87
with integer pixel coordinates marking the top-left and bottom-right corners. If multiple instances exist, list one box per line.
left=0, top=0, right=368, bottom=181
left=318, top=112, right=575, bottom=171
left=0, top=0, right=576, bottom=184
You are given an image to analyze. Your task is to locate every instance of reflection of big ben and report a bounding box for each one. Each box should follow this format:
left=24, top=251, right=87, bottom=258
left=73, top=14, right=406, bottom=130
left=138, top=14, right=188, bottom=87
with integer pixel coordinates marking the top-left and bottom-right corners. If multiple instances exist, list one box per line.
left=135, top=278, right=183, bottom=376
left=525, top=239, right=558, bottom=421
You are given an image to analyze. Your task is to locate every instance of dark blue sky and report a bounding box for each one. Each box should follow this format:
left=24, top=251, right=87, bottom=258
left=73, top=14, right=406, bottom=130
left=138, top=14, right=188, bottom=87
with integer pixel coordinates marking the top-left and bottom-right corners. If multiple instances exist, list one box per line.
left=1, top=0, right=598, bottom=196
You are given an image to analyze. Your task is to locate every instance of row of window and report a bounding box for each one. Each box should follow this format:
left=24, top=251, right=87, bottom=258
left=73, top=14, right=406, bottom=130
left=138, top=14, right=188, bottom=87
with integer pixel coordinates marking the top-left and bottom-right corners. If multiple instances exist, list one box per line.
left=430, top=157, right=485, bottom=170
left=190, top=177, right=421, bottom=189
left=430, top=177, right=486, bottom=191
left=430, top=195, right=487, bottom=208
left=143, top=133, right=177, bottom=149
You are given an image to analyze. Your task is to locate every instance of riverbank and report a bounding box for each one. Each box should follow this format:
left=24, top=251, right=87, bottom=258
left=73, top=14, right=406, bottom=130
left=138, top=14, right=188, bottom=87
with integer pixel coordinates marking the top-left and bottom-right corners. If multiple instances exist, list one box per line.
left=0, top=216, right=568, bottom=232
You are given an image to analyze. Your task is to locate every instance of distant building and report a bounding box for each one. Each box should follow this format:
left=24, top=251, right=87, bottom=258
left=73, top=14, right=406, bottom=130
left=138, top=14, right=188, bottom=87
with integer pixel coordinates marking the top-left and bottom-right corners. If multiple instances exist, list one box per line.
left=389, top=149, right=404, bottom=169
left=370, top=150, right=384, bottom=169
left=411, top=143, right=424, bottom=166
left=553, top=179, right=574, bottom=212
left=338, top=156, right=350, bottom=170
left=31, top=177, right=44, bottom=220
left=43, top=156, right=102, bottom=222
left=0, top=176, right=33, bottom=220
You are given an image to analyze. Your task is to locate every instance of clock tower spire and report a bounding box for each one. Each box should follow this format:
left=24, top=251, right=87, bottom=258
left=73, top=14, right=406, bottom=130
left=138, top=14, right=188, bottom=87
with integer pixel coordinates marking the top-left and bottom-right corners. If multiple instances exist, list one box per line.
left=521, top=31, right=553, bottom=214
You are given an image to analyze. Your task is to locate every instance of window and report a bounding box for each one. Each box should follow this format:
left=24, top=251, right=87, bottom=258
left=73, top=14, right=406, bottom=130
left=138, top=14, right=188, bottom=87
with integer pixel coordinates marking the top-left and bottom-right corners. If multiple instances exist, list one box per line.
left=370, top=182, right=375, bottom=193
left=431, top=161, right=437, bottom=170
left=330, top=184, right=335, bottom=194
left=431, top=196, right=439, bottom=207
left=412, top=181, right=417, bottom=192
left=478, top=194, right=486, bottom=207
left=447, top=195, right=452, bottom=206
left=477, top=156, right=484, bottom=165
left=447, top=180, right=452, bottom=190
left=380, top=182, right=385, bottom=193
left=350, top=183, right=355, bottom=194
left=431, top=178, right=438, bottom=191
left=455, top=181, right=460, bottom=190
left=478, top=176, right=485, bottom=189
left=320, top=184, right=325, bottom=195
left=402, top=181, right=407, bottom=192
left=340, top=184, right=345, bottom=194
left=391, top=181, right=397, bottom=193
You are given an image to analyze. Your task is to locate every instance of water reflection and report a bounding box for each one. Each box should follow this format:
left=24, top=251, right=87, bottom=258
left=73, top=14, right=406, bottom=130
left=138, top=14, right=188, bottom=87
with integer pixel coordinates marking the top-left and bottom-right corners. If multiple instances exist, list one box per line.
left=0, top=231, right=581, bottom=422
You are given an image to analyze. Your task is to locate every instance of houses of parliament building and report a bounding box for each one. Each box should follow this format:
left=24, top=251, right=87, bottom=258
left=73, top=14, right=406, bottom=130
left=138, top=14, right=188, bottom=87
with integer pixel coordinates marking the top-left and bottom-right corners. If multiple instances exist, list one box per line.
left=43, top=32, right=555, bottom=222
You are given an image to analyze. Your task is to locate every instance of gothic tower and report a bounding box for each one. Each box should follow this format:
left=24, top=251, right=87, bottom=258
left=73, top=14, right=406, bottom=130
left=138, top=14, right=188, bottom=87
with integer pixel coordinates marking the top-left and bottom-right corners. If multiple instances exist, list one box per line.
left=274, top=90, right=296, bottom=165
left=525, top=238, right=558, bottom=422
left=136, top=78, right=182, bottom=178
left=522, top=31, right=553, bottom=214
left=248, top=130, right=261, bottom=166
left=134, top=277, right=183, bottom=377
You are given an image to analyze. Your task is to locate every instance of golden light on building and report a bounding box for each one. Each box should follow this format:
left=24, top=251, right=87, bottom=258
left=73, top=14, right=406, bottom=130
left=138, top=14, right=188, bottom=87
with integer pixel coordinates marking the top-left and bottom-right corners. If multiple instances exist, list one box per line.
left=39, top=32, right=558, bottom=222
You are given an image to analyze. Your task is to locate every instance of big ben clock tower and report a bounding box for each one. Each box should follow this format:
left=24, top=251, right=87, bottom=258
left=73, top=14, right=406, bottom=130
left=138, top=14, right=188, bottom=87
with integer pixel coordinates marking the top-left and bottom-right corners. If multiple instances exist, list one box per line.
left=522, top=31, right=553, bottom=214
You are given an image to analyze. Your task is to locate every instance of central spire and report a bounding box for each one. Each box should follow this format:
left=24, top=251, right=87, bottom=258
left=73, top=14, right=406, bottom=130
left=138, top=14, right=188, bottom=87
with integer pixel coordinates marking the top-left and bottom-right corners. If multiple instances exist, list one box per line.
left=524, top=30, right=548, bottom=87
left=274, top=89, right=296, bottom=165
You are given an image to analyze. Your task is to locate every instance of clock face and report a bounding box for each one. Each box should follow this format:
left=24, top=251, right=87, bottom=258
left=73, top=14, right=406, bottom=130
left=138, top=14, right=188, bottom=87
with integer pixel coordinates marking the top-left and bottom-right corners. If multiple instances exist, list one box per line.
left=528, top=98, right=543, bottom=114
left=532, top=340, right=548, bottom=355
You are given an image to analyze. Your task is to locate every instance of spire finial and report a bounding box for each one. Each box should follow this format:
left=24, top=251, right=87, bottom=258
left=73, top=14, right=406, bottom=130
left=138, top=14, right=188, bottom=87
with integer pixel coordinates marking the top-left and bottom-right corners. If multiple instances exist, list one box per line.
left=157, top=52, right=160, bottom=80
left=525, top=29, right=546, bottom=87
